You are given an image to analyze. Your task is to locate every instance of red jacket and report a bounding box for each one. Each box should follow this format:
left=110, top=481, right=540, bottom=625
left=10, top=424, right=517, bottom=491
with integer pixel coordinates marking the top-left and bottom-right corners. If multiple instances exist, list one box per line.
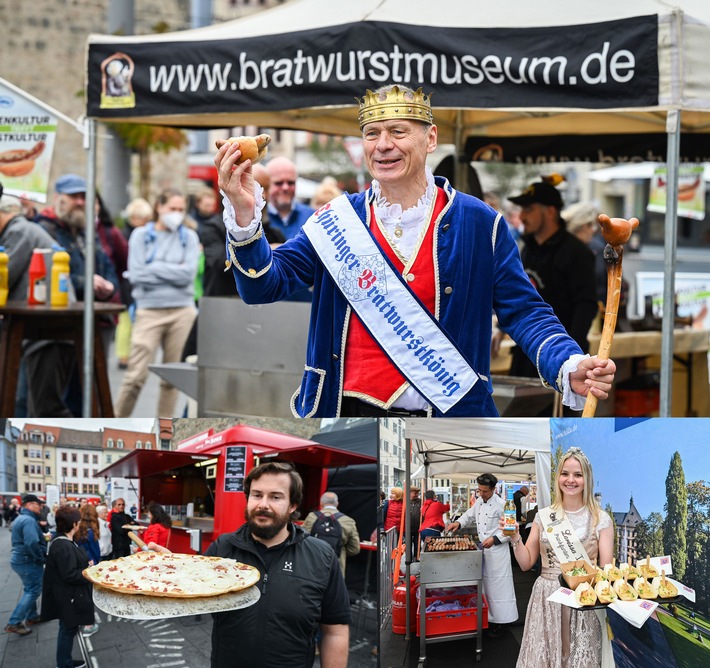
left=383, top=499, right=404, bottom=532
left=142, top=523, right=170, bottom=547
left=419, top=499, right=451, bottom=532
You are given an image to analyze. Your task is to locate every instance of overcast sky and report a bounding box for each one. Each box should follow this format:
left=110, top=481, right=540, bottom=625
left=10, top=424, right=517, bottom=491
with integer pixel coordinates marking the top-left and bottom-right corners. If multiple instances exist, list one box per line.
left=9, top=418, right=157, bottom=433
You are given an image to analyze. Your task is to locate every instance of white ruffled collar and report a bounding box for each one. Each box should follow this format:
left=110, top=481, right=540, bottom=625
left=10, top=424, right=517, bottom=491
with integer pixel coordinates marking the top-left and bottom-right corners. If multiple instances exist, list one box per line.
left=371, top=166, right=435, bottom=225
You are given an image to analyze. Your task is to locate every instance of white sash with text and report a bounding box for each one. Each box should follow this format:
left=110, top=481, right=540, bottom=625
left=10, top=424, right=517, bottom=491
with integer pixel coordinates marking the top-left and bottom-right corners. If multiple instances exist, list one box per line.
left=539, top=506, right=591, bottom=565
left=302, top=195, right=478, bottom=413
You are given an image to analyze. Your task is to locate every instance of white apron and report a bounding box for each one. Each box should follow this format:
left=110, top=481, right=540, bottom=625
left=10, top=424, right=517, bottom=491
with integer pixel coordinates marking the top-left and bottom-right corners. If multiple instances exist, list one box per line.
left=472, top=495, right=518, bottom=624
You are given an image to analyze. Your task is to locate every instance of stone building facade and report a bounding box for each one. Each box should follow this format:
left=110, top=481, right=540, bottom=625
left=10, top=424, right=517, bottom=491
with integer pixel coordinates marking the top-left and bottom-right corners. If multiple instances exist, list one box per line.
left=0, top=0, right=289, bottom=206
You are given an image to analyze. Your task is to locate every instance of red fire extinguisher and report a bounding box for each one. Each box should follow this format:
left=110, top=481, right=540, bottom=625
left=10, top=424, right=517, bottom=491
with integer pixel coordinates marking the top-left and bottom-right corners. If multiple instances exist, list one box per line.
left=391, top=575, right=418, bottom=634
left=28, top=249, right=47, bottom=305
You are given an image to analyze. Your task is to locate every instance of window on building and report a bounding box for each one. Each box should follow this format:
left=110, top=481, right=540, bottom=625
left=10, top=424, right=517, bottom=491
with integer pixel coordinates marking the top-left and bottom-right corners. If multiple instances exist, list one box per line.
left=71, top=453, right=77, bottom=463
left=145, top=441, right=152, bottom=450
left=62, top=467, right=67, bottom=476
left=161, top=438, right=171, bottom=450
left=92, top=470, right=98, bottom=477
left=24, top=483, right=29, bottom=491
left=136, top=440, right=142, bottom=449
left=117, top=439, right=124, bottom=449
left=107, top=438, right=114, bottom=448
left=61, top=452, right=67, bottom=462
left=23, top=449, right=28, bottom=457
left=71, top=468, right=77, bottom=477
left=45, top=451, right=51, bottom=459
left=45, top=466, right=51, bottom=476
left=92, top=455, right=98, bottom=464
left=106, top=455, right=112, bottom=463
left=83, top=454, right=89, bottom=463
left=24, top=465, right=28, bottom=474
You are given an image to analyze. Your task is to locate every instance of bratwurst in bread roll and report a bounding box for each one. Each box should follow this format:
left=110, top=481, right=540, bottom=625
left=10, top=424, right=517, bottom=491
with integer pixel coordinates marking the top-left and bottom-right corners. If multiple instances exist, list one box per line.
left=214, top=134, right=271, bottom=164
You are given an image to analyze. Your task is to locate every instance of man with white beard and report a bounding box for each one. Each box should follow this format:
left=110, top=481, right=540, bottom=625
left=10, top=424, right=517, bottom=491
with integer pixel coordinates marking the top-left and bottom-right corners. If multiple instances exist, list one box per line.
left=25, top=174, right=119, bottom=416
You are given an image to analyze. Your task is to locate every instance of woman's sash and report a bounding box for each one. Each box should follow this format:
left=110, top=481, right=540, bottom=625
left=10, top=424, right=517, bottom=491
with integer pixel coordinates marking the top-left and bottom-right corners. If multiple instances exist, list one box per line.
left=302, top=195, right=479, bottom=413
left=538, top=506, right=591, bottom=564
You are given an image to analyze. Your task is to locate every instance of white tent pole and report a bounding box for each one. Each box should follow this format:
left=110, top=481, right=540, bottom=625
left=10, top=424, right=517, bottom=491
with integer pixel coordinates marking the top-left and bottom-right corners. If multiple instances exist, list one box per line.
left=83, top=117, right=98, bottom=416
left=660, top=109, right=681, bottom=417
left=404, top=433, right=412, bottom=640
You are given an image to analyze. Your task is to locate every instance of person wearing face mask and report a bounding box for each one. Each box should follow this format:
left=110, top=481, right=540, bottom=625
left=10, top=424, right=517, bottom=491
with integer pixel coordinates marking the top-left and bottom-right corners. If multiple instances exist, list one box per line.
left=114, top=188, right=200, bottom=417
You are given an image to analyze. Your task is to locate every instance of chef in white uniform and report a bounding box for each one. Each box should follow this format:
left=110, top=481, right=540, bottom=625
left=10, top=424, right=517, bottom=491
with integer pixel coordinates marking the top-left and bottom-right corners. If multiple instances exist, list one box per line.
left=446, top=473, right=518, bottom=636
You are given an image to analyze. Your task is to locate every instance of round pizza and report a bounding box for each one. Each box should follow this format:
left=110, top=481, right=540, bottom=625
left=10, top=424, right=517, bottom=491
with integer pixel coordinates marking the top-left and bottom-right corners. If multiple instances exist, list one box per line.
left=83, top=551, right=261, bottom=598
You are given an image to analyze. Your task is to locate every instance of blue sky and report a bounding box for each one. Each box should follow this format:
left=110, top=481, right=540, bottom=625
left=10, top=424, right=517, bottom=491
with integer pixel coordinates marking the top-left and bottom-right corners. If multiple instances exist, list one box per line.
left=551, top=418, right=710, bottom=518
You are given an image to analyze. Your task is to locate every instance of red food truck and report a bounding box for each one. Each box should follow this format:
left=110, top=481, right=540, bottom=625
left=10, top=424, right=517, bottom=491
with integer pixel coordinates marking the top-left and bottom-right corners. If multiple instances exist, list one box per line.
left=96, top=424, right=376, bottom=554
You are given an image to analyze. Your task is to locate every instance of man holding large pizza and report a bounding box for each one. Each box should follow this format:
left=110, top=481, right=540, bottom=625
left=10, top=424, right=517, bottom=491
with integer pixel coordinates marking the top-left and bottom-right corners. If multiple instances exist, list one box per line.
left=215, top=84, right=616, bottom=418
left=204, top=462, right=350, bottom=667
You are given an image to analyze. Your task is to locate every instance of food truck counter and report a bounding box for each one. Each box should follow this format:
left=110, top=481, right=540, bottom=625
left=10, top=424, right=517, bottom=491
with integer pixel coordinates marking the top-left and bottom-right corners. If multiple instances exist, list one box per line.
left=98, top=424, right=376, bottom=554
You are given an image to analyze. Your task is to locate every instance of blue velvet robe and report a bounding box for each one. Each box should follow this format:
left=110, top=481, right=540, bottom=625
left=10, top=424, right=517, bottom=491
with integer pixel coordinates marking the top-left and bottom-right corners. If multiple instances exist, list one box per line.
left=227, top=177, right=582, bottom=417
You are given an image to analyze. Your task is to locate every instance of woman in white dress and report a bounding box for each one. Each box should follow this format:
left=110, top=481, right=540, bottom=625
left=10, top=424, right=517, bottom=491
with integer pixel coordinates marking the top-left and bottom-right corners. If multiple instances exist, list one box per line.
left=508, top=448, right=614, bottom=668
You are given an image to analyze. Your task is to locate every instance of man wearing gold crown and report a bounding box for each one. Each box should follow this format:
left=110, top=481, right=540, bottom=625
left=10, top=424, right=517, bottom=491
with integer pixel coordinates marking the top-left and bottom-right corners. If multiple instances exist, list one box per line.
left=214, top=85, right=616, bottom=418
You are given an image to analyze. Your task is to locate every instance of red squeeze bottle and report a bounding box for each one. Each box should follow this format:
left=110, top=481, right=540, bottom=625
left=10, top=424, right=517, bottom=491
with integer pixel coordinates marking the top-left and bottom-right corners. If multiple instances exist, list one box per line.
left=28, top=249, right=48, bottom=305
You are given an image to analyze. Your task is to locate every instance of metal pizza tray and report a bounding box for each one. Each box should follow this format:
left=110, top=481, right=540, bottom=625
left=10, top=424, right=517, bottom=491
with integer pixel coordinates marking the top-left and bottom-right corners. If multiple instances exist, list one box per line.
left=93, top=583, right=261, bottom=620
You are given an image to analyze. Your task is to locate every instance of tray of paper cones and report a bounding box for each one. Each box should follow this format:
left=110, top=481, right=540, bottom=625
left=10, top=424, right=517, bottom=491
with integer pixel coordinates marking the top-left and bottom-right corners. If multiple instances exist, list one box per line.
left=559, top=556, right=683, bottom=609
left=424, top=535, right=478, bottom=552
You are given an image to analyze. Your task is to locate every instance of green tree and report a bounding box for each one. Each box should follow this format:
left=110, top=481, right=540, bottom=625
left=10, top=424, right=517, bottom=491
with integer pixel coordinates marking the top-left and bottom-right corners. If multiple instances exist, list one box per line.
left=685, top=480, right=710, bottom=613
left=662, top=451, right=688, bottom=580
left=307, top=136, right=356, bottom=182
left=605, top=503, right=618, bottom=561
left=636, top=512, right=664, bottom=559
left=106, top=123, right=188, bottom=199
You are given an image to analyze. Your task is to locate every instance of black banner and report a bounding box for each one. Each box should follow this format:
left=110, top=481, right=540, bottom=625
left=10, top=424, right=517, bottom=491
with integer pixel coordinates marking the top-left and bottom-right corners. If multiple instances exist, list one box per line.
left=87, top=15, right=658, bottom=119
left=466, top=133, right=710, bottom=164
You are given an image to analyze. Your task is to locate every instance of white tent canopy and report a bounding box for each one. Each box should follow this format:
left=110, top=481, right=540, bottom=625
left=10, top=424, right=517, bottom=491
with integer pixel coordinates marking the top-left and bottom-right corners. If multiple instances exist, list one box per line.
left=405, top=418, right=552, bottom=507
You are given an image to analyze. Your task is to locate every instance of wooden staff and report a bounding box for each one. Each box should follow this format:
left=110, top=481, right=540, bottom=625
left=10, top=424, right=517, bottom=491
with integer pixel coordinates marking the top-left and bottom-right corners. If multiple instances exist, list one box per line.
left=582, top=214, right=639, bottom=417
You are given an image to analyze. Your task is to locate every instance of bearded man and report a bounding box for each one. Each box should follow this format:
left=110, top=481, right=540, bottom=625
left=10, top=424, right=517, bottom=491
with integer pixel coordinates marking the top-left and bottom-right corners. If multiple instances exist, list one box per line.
left=202, top=462, right=351, bottom=668
left=23, top=174, right=119, bottom=416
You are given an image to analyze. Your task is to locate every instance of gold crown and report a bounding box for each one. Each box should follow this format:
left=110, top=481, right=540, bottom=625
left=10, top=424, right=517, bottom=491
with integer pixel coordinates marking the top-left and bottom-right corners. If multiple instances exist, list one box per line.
left=357, top=86, right=433, bottom=129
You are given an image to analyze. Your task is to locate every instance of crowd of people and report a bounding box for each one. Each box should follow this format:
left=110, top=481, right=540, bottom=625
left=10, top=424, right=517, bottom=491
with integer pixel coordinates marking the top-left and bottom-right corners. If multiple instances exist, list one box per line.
left=3, top=493, right=182, bottom=667
left=0, top=151, right=327, bottom=418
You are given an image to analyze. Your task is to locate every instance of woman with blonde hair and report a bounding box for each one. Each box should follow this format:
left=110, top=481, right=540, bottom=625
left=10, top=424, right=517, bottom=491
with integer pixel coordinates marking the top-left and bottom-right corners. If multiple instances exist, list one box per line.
left=507, top=448, right=613, bottom=668
left=383, top=487, right=404, bottom=533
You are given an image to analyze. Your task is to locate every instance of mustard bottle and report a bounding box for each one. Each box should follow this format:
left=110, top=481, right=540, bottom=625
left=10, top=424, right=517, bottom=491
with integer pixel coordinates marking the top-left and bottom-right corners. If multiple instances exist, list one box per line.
left=0, top=246, right=8, bottom=307
left=50, top=244, right=71, bottom=307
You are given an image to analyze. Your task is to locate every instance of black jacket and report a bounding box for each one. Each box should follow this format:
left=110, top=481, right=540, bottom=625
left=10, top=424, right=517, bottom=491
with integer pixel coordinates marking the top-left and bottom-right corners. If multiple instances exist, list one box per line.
left=40, top=535, right=95, bottom=627
left=510, top=226, right=597, bottom=377
left=205, top=523, right=351, bottom=668
left=110, top=511, right=133, bottom=557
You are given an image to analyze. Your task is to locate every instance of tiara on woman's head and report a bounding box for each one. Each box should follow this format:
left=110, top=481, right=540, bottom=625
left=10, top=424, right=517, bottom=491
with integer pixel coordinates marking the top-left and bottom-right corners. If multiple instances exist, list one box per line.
left=565, top=447, right=590, bottom=462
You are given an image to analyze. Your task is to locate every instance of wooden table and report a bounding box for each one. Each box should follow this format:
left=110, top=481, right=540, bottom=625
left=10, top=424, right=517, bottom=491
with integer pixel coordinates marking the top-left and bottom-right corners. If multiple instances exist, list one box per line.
left=0, top=302, right=124, bottom=417
left=588, top=329, right=710, bottom=417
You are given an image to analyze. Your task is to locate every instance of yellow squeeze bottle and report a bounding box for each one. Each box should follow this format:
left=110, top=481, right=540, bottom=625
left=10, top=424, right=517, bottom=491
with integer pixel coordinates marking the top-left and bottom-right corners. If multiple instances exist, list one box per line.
left=50, top=245, right=71, bottom=307
left=0, top=246, right=8, bottom=307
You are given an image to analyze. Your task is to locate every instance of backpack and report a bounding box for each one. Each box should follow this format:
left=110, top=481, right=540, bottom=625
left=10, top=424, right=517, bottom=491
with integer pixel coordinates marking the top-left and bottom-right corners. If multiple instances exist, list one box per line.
left=310, top=511, right=343, bottom=557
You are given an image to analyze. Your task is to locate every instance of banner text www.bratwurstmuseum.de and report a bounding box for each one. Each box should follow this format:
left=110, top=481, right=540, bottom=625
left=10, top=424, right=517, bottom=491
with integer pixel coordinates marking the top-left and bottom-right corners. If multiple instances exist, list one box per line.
left=148, top=42, right=638, bottom=94
left=86, top=15, right=659, bottom=116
